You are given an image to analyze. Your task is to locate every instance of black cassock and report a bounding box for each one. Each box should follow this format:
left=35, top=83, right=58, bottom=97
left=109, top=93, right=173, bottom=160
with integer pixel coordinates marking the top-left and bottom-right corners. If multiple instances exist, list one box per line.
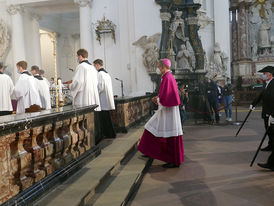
left=252, top=78, right=274, bottom=166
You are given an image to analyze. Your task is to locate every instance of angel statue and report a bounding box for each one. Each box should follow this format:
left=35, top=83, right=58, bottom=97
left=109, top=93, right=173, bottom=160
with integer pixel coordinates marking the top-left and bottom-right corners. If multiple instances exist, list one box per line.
left=0, top=19, right=10, bottom=60
left=210, top=43, right=228, bottom=77
left=133, top=33, right=161, bottom=73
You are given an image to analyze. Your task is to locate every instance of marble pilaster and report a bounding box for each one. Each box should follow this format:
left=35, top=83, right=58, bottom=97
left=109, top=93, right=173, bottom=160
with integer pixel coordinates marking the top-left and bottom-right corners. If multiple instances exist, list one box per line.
left=30, top=13, right=42, bottom=68
left=237, top=4, right=249, bottom=60
left=74, top=0, right=93, bottom=61
left=7, top=5, right=26, bottom=81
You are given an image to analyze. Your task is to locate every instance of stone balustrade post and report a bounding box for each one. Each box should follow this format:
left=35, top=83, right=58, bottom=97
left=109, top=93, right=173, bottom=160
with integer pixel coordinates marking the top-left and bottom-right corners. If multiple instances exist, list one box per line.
left=40, top=124, right=54, bottom=175
left=70, top=117, right=80, bottom=158
left=76, top=115, right=85, bottom=155
left=50, top=121, right=64, bottom=169
left=84, top=113, right=94, bottom=149
left=17, top=130, right=33, bottom=190
left=25, top=126, right=46, bottom=183
left=0, top=133, right=20, bottom=203
left=62, top=119, right=73, bottom=163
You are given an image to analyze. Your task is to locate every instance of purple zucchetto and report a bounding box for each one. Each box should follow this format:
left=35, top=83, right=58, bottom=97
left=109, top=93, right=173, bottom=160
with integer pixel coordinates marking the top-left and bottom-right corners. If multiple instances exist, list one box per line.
left=161, top=58, right=171, bottom=68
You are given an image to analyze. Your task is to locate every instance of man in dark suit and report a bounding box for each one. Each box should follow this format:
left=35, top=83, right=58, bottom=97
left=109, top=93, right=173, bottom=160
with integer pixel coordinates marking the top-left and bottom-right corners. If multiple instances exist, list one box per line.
left=250, top=66, right=274, bottom=170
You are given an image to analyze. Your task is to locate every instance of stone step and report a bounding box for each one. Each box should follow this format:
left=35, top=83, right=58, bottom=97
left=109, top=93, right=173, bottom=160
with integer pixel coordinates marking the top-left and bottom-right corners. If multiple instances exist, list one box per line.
left=88, top=151, right=152, bottom=206
left=34, top=126, right=144, bottom=206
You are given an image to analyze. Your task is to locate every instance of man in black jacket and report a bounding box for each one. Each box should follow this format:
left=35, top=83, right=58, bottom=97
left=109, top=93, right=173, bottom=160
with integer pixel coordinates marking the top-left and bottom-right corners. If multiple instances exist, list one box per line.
left=206, top=78, right=220, bottom=124
left=250, top=66, right=274, bottom=170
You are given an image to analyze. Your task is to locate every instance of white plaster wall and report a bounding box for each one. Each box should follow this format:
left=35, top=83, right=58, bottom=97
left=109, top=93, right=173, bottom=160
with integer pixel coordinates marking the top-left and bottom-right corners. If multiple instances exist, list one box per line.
left=91, top=0, right=160, bottom=97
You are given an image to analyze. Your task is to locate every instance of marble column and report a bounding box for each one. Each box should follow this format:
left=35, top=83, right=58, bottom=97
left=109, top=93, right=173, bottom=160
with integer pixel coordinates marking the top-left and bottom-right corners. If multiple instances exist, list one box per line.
left=231, top=8, right=238, bottom=61
left=237, top=3, right=249, bottom=60
left=30, top=13, right=42, bottom=68
left=7, top=5, right=26, bottom=81
left=74, top=0, right=93, bottom=61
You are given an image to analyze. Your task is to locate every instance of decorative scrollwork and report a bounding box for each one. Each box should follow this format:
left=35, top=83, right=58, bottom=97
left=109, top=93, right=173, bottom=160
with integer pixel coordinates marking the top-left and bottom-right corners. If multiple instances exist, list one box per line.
left=0, top=19, right=10, bottom=60
left=95, top=16, right=116, bottom=45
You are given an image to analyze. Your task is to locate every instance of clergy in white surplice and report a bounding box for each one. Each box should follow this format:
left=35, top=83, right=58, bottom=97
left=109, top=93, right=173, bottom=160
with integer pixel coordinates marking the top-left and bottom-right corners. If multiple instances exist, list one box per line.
left=31, top=65, right=51, bottom=110
left=93, top=59, right=116, bottom=140
left=39, top=69, right=50, bottom=87
left=0, top=62, right=14, bottom=116
left=13, top=61, right=42, bottom=114
left=68, top=49, right=101, bottom=110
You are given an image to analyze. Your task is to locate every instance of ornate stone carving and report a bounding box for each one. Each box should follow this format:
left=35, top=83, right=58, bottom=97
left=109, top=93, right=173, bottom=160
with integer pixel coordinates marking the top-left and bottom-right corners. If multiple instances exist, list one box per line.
left=160, top=12, right=171, bottom=21
left=133, top=33, right=161, bottom=73
left=258, top=18, right=271, bottom=48
left=74, top=0, right=92, bottom=7
left=186, top=16, right=199, bottom=25
left=208, top=43, right=228, bottom=78
left=176, top=44, right=193, bottom=71
left=197, top=11, right=213, bottom=29
left=0, top=19, right=10, bottom=60
left=170, top=11, right=187, bottom=45
left=7, top=5, right=24, bottom=16
left=30, top=12, right=41, bottom=21
left=251, top=40, right=258, bottom=60
left=95, top=16, right=116, bottom=45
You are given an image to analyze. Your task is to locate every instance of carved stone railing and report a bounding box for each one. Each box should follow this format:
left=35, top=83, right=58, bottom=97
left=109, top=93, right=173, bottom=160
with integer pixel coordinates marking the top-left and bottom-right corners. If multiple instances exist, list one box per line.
left=0, top=105, right=97, bottom=205
left=110, top=94, right=155, bottom=133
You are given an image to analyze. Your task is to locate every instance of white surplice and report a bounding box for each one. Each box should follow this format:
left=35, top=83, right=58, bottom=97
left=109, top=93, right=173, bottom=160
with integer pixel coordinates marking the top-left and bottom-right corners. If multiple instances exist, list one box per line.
left=145, top=100, right=183, bottom=138
left=97, top=70, right=115, bottom=110
left=13, top=72, right=42, bottom=114
left=34, top=75, right=51, bottom=110
left=0, top=73, right=14, bottom=111
left=69, top=62, right=101, bottom=110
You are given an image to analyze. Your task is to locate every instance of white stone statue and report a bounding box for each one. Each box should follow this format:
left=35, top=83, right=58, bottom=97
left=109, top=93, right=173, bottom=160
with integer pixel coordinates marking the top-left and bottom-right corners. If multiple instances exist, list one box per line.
left=133, top=33, right=161, bottom=73
left=186, top=40, right=196, bottom=69
left=0, top=19, right=10, bottom=60
left=251, top=40, right=258, bottom=60
left=265, top=1, right=273, bottom=24
left=210, top=43, right=228, bottom=77
left=249, top=5, right=261, bottom=24
left=169, top=11, right=186, bottom=45
left=258, top=19, right=271, bottom=48
left=176, top=44, right=193, bottom=71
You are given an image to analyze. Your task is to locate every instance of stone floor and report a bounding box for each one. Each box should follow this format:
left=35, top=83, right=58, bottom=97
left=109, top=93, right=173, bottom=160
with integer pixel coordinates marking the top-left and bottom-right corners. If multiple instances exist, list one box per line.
left=130, top=107, right=274, bottom=206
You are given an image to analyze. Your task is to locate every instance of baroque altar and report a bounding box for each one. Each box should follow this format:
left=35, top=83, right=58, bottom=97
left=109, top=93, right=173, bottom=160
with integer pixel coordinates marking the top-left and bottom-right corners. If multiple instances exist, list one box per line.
left=230, top=0, right=274, bottom=87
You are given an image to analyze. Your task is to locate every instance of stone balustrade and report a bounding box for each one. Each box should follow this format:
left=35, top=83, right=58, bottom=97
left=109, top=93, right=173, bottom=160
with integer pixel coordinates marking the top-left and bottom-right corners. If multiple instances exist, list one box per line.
left=110, top=94, right=155, bottom=133
left=0, top=105, right=97, bottom=204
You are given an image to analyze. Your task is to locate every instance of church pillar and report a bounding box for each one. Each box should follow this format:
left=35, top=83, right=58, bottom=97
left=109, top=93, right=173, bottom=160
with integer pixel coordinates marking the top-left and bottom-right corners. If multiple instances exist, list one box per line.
left=237, top=3, right=249, bottom=60
left=7, top=5, right=26, bottom=81
left=31, top=13, right=42, bottom=68
left=74, top=0, right=93, bottom=61
left=231, top=8, right=238, bottom=62
left=155, top=0, right=171, bottom=59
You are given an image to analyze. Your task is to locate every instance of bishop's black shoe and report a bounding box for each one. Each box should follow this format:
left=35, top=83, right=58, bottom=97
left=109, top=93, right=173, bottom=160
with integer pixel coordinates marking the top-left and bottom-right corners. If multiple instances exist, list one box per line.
left=257, top=163, right=274, bottom=171
left=162, top=163, right=180, bottom=168
left=261, top=145, right=272, bottom=151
